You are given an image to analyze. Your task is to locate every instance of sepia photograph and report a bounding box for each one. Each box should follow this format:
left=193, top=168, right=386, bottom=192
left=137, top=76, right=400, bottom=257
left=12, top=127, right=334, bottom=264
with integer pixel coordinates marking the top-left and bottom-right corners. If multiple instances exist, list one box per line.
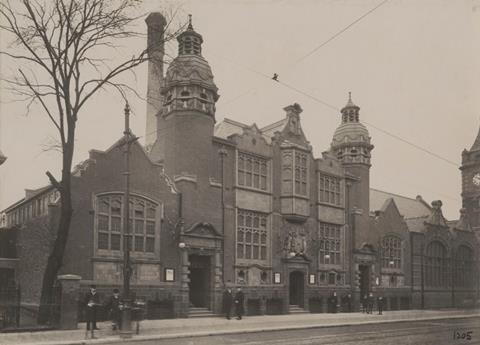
left=0, top=0, right=479, bottom=344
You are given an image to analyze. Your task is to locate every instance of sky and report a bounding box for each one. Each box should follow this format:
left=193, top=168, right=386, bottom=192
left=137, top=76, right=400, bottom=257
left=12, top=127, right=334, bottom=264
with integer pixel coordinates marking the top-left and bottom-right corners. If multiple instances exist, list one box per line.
left=1, top=0, right=480, bottom=220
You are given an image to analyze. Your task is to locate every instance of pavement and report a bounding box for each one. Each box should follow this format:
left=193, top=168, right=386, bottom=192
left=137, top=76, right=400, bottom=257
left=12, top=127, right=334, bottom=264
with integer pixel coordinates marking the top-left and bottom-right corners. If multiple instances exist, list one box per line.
left=1, top=308, right=479, bottom=345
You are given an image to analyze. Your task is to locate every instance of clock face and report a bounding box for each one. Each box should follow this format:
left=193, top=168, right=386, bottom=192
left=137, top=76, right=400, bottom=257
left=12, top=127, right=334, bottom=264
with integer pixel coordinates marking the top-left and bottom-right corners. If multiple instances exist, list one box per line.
left=473, top=173, right=480, bottom=186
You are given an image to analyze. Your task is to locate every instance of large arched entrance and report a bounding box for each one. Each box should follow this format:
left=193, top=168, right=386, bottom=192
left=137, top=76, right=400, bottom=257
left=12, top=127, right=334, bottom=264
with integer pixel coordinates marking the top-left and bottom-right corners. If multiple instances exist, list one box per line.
left=289, top=271, right=305, bottom=307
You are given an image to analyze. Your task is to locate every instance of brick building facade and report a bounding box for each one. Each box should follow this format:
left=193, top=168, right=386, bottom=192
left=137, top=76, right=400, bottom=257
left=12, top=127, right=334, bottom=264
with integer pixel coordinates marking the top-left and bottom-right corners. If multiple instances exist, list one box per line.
left=1, top=13, right=478, bottom=321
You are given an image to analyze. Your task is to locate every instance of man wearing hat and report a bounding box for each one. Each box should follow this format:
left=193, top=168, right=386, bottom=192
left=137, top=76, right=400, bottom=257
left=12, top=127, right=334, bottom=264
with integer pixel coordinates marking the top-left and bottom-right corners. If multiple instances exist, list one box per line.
left=106, top=288, right=122, bottom=330
left=84, top=285, right=101, bottom=335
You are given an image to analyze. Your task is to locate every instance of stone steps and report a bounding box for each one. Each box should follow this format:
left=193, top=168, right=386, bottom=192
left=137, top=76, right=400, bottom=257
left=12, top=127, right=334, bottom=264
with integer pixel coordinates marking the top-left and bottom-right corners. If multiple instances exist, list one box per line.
left=289, top=304, right=309, bottom=314
left=188, top=307, right=216, bottom=318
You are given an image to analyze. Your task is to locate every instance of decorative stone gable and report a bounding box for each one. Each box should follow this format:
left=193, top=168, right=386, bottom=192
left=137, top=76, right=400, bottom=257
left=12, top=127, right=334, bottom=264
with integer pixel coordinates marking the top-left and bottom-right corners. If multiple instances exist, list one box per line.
left=425, top=200, right=448, bottom=228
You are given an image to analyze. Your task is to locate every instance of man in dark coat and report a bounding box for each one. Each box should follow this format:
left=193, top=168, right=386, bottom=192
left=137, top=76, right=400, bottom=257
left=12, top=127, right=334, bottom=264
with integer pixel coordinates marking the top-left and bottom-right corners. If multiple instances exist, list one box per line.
left=361, top=294, right=368, bottom=313
left=223, top=287, right=233, bottom=320
left=105, top=288, right=122, bottom=330
left=367, top=292, right=374, bottom=314
left=84, top=285, right=100, bottom=337
left=343, top=293, right=352, bottom=312
left=234, top=287, right=245, bottom=320
left=329, top=291, right=338, bottom=313
left=377, top=296, right=385, bottom=315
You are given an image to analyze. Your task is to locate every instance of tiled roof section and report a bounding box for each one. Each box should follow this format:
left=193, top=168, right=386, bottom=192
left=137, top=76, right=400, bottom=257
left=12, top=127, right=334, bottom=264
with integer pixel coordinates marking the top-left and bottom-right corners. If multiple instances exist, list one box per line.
left=405, top=217, right=428, bottom=233
left=370, top=188, right=431, bottom=219
left=214, top=118, right=247, bottom=139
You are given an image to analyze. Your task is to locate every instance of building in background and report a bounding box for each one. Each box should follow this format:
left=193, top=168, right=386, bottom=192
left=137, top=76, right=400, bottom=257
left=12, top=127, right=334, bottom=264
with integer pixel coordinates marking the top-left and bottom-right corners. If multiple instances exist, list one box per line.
left=1, top=13, right=478, bottom=322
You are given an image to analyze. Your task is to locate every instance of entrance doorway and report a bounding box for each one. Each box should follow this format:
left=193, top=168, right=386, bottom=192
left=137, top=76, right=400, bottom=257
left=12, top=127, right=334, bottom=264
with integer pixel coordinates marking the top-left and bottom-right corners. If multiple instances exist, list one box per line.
left=188, top=255, right=211, bottom=308
left=359, top=264, right=370, bottom=299
left=289, top=271, right=304, bottom=307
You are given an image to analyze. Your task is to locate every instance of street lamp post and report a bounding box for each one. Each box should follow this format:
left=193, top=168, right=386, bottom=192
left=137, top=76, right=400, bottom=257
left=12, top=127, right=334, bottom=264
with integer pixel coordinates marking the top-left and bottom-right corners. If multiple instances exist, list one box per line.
left=121, top=102, right=133, bottom=338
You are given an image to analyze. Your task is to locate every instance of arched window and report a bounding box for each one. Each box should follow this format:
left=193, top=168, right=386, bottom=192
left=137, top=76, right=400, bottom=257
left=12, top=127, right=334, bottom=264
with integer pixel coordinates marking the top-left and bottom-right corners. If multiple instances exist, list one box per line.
left=381, top=236, right=402, bottom=269
left=456, top=245, right=474, bottom=288
left=425, top=241, right=448, bottom=287
left=96, top=194, right=159, bottom=255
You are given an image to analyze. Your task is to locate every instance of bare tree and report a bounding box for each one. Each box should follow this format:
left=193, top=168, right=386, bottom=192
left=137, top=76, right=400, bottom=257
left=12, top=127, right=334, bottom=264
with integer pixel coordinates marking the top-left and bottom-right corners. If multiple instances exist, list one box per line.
left=0, top=0, right=182, bottom=324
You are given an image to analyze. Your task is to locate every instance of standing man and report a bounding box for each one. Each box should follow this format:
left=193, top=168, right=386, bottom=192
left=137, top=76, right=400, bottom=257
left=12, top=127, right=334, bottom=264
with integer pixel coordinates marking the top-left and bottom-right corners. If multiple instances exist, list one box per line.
left=84, top=285, right=100, bottom=338
left=344, top=293, right=352, bottom=312
left=223, top=287, right=233, bottom=320
left=361, top=294, right=368, bottom=313
left=367, top=292, right=374, bottom=314
left=234, top=287, right=245, bottom=320
left=105, top=288, right=122, bottom=330
left=377, top=295, right=385, bottom=315
left=330, top=291, right=338, bottom=313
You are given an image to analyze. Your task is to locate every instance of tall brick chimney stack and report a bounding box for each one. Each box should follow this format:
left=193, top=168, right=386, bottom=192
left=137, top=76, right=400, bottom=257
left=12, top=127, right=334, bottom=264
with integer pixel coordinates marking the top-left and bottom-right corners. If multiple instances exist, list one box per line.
left=145, top=12, right=166, bottom=148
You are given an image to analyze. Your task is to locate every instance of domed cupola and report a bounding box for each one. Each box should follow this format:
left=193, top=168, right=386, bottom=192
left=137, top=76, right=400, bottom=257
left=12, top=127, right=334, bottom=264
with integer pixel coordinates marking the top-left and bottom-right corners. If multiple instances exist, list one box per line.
left=161, top=15, right=219, bottom=119
left=331, top=93, right=373, bottom=165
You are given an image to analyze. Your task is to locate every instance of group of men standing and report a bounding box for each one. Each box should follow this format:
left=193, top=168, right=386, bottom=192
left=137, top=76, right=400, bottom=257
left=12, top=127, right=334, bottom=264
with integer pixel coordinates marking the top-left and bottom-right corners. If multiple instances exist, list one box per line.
left=361, top=293, right=385, bottom=315
left=222, top=287, right=245, bottom=320
left=84, top=285, right=123, bottom=338
left=328, top=291, right=385, bottom=315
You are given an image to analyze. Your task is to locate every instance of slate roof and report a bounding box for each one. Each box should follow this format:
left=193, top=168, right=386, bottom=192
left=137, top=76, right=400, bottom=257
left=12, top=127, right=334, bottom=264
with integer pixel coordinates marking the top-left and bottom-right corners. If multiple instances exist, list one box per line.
left=214, top=118, right=247, bottom=139
left=404, top=217, right=428, bottom=233
left=370, top=188, right=431, bottom=219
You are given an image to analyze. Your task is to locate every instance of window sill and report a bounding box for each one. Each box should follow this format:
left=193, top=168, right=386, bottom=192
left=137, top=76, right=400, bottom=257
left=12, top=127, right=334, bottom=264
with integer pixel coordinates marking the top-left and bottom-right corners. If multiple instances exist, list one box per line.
left=317, top=202, right=344, bottom=210
left=235, top=185, right=271, bottom=195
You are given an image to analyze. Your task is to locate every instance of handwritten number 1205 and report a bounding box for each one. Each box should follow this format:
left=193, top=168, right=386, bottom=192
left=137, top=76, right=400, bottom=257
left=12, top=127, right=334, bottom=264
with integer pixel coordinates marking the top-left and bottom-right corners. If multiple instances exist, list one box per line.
left=454, top=331, right=473, bottom=341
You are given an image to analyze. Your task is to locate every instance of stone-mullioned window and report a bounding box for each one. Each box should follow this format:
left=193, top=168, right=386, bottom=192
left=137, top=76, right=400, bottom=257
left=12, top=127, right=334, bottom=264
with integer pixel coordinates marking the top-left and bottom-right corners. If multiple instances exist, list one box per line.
left=319, top=174, right=342, bottom=206
left=425, top=241, right=448, bottom=287
left=236, top=209, right=268, bottom=261
left=237, top=152, right=268, bottom=191
left=96, top=194, right=158, bottom=255
left=381, top=236, right=402, bottom=269
left=319, top=222, right=342, bottom=265
left=282, top=150, right=308, bottom=196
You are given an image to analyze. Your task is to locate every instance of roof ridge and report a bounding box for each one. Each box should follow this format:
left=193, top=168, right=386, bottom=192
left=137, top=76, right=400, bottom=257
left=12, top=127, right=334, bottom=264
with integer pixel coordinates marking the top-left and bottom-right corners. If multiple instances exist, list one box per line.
left=221, top=118, right=248, bottom=128
left=260, top=118, right=287, bottom=132
left=370, top=188, right=420, bottom=202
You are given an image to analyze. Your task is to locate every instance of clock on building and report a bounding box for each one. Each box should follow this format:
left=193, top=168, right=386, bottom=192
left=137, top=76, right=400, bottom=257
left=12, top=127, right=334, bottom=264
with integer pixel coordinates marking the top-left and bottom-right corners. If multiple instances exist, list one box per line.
left=473, top=173, right=480, bottom=186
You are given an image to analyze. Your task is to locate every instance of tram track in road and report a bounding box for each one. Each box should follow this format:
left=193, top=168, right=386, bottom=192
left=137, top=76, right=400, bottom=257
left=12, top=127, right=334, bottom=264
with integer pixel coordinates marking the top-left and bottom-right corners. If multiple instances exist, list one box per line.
left=120, top=317, right=480, bottom=345
left=226, top=323, right=480, bottom=345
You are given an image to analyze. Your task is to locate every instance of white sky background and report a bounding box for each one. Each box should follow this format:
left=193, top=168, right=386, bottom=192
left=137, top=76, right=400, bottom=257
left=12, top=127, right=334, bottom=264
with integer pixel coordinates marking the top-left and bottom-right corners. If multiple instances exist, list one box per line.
left=1, top=0, right=479, bottom=220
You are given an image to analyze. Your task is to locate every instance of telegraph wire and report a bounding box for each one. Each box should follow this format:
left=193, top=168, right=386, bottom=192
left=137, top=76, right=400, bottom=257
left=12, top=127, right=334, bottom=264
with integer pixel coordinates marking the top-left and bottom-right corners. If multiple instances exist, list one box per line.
left=295, top=0, right=390, bottom=64
left=274, top=79, right=460, bottom=167
left=218, top=0, right=390, bottom=108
